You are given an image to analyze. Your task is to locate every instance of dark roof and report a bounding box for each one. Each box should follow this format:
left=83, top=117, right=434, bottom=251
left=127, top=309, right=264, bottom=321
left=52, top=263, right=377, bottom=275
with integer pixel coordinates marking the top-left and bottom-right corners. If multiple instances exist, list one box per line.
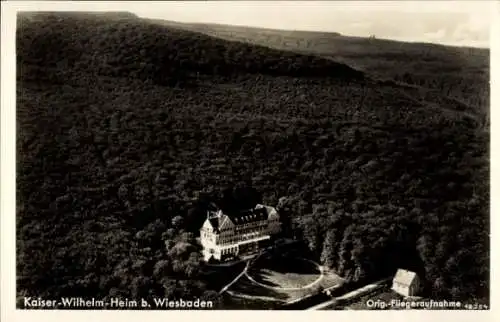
left=206, top=206, right=270, bottom=230
left=208, top=206, right=278, bottom=232
left=228, top=207, right=268, bottom=225
left=208, top=217, right=219, bottom=231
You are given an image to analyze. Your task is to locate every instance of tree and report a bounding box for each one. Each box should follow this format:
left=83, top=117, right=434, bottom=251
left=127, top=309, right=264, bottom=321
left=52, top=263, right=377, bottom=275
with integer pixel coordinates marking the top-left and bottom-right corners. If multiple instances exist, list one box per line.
left=171, top=215, right=184, bottom=230
left=153, top=260, right=170, bottom=279
left=320, top=230, right=338, bottom=268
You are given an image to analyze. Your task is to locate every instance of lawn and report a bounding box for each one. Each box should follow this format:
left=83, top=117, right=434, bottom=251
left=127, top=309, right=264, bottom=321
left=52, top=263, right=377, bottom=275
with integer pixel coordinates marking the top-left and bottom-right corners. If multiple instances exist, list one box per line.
left=226, top=253, right=345, bottom=308
left=248, top=255, right=321, bottom=289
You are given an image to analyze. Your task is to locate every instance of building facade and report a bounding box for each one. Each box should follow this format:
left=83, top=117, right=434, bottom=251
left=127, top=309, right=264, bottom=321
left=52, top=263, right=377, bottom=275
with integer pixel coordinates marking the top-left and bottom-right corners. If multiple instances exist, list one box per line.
left=391, top=269, right=420, bottom=297
left=199, top=204, right=281, bottom=261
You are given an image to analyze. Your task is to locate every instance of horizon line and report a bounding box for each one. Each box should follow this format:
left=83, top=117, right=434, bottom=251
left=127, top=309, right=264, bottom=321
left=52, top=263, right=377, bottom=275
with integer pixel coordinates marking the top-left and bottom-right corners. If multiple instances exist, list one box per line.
left=140, top=16, right=491, bottom=50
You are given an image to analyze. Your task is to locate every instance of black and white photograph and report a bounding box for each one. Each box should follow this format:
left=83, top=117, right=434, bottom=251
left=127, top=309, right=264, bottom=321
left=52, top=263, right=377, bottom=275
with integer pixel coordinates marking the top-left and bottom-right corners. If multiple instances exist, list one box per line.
left=1, top=0, right=497, bottom=316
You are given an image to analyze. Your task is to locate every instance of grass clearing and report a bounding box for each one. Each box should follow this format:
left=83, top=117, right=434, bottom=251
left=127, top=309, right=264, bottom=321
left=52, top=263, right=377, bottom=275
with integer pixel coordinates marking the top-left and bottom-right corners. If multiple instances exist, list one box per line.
left=248, top=255, right=321, bottom=289
left=227, top=253, right=344, bottom=308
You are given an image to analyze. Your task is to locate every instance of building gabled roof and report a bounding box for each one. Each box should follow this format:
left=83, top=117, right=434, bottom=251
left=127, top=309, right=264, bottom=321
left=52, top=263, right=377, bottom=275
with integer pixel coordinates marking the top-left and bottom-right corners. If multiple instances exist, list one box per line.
left=393, top=269, right=418, bottom=286
left=208, top=217, right=220, bottom=232
left=219, top=214, right=234, bottom=230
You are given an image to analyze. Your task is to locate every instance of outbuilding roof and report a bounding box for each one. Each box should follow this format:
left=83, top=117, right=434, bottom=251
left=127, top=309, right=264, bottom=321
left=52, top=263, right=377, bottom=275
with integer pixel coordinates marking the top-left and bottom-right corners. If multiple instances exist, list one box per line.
left=393, top=269, right=418, bottom=286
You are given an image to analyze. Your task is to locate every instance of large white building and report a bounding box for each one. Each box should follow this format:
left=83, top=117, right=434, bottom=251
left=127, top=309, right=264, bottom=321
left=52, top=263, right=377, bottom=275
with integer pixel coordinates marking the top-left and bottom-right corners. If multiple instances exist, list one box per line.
left=199, top=204, right=281, bottom=261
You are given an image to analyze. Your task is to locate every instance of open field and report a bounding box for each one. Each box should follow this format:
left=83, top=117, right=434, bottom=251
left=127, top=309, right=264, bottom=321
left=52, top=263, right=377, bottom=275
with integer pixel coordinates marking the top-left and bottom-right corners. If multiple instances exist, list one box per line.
left=227, top=254, right=344, bottom=306
left=248, top=255, right=322, bottom=289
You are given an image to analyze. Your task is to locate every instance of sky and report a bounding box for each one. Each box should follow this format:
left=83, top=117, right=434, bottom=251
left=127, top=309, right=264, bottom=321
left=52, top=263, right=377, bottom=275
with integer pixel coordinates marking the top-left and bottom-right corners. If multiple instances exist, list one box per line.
left=130, top=1, right=494, bottom=48
left=4, top=1, right=494, bottom=47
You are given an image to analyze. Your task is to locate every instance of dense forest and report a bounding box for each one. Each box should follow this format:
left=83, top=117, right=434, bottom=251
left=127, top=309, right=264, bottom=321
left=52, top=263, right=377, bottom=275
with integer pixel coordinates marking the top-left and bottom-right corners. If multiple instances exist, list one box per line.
left=165, top=20, right=489, bottom=114
left=16, top=12, right=489, bottom=307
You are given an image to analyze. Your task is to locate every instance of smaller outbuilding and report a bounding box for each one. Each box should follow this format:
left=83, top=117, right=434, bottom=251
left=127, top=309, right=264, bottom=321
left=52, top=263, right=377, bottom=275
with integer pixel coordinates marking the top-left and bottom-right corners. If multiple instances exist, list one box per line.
left=391, top=269, right=420, bottom=297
